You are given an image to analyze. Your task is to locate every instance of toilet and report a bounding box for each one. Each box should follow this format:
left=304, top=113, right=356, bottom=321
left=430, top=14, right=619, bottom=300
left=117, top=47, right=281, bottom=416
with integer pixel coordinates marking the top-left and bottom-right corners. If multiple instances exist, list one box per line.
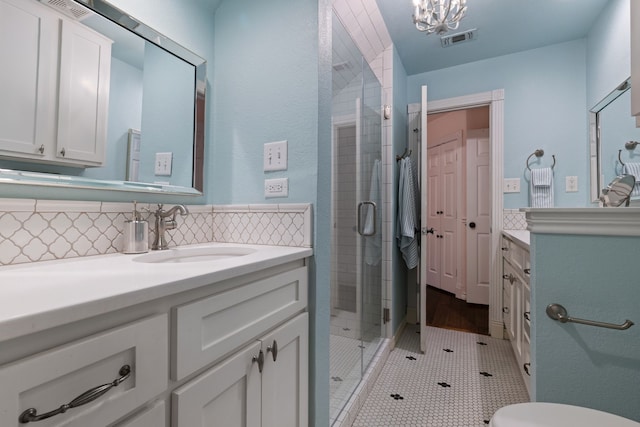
left=490, top=403, right=640, bottom=427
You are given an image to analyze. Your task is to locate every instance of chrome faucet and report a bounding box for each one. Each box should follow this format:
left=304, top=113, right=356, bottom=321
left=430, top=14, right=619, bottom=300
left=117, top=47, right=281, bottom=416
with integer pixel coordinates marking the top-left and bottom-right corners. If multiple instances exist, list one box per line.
left=152, top=204, right=189, bottom=250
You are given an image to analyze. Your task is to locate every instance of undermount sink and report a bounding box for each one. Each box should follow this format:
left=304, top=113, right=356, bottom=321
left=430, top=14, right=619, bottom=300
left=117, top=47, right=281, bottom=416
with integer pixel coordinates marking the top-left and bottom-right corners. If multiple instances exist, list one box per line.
left=132, top=245, right=256, bottom=263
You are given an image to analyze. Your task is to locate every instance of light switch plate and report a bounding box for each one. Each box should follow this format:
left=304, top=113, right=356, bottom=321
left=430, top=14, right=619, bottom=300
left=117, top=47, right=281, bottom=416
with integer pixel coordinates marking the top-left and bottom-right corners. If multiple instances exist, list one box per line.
left=155, top=152, right=172, bottom=176
left=566, top=176, right=578, bottom=192
left=264, top=140, right=288, bottom=171
left=503, top=178, right=521, bottom=193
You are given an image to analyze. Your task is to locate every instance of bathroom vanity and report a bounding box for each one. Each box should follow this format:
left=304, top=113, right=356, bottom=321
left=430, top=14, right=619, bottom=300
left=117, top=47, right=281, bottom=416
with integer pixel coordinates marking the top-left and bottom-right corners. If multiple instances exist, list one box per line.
left=501, top=230, right=531, bottom=396
left=0, top=243, right=311, bottom=427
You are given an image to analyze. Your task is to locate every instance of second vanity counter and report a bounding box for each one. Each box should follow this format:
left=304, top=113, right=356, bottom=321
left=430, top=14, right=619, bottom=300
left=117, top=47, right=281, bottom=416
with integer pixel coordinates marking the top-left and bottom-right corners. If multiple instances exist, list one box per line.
left=0, top=242, right=312, bottom=342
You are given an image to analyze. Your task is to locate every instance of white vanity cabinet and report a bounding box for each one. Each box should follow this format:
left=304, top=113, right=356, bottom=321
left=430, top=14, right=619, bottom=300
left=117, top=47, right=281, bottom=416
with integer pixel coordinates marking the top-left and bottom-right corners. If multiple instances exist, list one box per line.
left=0, top=253, right=310, bottom=427
left=172, top=313, right=308, bottom=427
left=0, top=0, right=111, bottom=167
left=501, top=233, right=531, bottom=396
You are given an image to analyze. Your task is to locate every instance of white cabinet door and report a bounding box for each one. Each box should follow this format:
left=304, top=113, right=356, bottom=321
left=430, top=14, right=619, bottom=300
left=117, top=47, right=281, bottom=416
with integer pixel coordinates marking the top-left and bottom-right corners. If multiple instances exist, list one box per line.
left=261, top=313, right=308, bottom=427
left=0, top=0, right=58, bottom=159
left=171, top=341, right=262, bottom=427
left=56, top=18, right=112, bottom=165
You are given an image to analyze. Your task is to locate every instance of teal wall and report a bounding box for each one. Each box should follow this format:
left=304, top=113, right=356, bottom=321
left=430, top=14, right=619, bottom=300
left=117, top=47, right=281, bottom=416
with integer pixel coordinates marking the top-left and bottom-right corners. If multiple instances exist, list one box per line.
left=392, top=47, right=409, bottom=333
left=407, top=40, right=589, bottom=208
left=586, top=0, right=630, bottom=108
left=212, top=2, right=330, bottom=426
left=531, top=232, right=640, bottom=421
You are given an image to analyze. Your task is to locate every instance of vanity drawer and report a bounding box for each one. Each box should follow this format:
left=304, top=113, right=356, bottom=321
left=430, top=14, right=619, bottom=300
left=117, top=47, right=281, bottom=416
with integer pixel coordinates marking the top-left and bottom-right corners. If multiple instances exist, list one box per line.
left=0, top=315, right=168, bottom=427
left=172, top=266, right=308, bottom=380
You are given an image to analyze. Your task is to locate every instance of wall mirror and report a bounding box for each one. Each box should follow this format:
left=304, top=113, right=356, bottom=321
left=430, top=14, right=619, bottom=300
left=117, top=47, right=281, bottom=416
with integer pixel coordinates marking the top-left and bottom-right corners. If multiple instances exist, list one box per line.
left=0, top=0, right=205, bottom=196
left=589, top=78, right=640, bottom=202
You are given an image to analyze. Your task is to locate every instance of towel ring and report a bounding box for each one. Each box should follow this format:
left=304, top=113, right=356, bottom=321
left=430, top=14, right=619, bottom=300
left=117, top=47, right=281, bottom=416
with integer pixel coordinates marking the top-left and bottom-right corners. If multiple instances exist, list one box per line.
left=618, top=141, right=639, bottom=167
left=396, top=147, right=411, bottom=161
left=526, top=149, right=556, bottom=171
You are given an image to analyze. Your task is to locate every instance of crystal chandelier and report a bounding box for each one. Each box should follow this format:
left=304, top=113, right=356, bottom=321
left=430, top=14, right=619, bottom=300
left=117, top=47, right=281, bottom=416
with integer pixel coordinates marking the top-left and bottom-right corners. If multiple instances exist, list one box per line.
left=412, top=0, right=468, bottom=35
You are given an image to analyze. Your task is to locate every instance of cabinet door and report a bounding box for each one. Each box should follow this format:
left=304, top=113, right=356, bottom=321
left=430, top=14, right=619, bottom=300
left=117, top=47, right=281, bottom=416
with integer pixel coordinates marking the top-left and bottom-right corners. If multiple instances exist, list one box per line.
left=56, top=19, right=111, bottom=165
left=260, top=313, right=308, bottom=427
left=171, top=341, right=262, bottom=427
left=0, top=0, right=58, bottom=158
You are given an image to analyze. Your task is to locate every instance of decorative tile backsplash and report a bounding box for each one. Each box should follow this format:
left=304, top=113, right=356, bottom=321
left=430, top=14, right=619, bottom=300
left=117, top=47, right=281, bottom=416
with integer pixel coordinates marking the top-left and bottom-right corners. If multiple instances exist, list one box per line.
left=503, top=209, right=527, bottom=230
left=0, top=200, right=312, bottom=266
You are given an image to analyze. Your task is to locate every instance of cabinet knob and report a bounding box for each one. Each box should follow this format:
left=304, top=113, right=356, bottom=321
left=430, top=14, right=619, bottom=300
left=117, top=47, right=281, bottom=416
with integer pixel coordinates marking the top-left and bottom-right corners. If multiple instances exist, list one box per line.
left=37, top=144, right=45, bottom=154
left=523, top=268, right=531, bottom=275
left=267, top=340, right=278, bottom=362
left=502, top=307, right=509, bottom=314
left=524, top=312, right=531, bottom=321
left=469, top=221, right=476, bottom=229
left=252, top=350, right=265, bottom=373
left=523, top=362, right=531, bottom=376
left=501, top=247, right=509, bottom=251
left=60, top=148, right=66, bottom=157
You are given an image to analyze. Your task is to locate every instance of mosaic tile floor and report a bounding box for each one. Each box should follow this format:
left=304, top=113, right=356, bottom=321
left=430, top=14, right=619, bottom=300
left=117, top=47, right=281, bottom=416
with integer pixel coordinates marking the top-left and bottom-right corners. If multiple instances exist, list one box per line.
left=351, top=325, right=529, bottom=426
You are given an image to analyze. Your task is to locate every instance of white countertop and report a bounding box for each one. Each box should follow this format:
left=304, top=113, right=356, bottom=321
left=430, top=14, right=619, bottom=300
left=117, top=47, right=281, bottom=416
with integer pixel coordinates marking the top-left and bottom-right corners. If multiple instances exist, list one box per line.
left=502, top=229, right=530, bottom=247
left=0, top=242, right=312, bottom=342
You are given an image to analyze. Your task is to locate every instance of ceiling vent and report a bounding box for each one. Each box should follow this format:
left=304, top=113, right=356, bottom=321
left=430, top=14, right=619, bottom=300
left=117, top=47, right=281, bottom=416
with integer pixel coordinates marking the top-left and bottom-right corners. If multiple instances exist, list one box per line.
left=440, top=28, right=477, bottom=48
left=41, top=0, right=92, bottom=20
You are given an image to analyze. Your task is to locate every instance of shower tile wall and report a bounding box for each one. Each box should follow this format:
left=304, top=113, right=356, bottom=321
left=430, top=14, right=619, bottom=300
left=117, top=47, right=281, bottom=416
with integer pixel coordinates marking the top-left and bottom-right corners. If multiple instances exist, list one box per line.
left=0, top=200, right=312, bottom=266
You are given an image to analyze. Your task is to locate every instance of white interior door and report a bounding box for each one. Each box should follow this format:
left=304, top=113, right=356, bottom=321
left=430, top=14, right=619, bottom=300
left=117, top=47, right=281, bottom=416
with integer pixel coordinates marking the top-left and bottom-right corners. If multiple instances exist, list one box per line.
left=426, top=146, right=440, bottom=288
left=466, top=130, right=491, bottom=305
left=440, top=138, right=460, bottom=295
left=419, top=86, right=428, bottom=353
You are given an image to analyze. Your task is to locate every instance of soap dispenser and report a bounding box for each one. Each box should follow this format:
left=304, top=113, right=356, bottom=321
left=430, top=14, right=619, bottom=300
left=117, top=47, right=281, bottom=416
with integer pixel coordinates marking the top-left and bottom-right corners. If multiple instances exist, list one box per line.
left=123, top=201, right=149, bottom=254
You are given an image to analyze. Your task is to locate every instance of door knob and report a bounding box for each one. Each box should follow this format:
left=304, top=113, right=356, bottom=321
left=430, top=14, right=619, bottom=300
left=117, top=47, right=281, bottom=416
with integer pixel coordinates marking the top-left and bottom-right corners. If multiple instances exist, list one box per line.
left=469, top=222, right=476, bottom=229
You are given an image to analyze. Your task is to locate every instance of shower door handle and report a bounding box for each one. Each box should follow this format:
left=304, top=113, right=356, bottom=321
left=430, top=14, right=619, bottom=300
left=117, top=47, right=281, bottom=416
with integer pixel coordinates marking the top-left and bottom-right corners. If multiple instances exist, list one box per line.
left=357, top=201, right=377, bottom=236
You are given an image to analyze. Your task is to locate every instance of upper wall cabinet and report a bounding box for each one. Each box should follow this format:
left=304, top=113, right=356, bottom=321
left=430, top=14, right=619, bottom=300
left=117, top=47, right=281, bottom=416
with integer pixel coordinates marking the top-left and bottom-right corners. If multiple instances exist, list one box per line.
left=632, top=0, right=640, bottom=125
left=0, top=0, right=112, bottom=167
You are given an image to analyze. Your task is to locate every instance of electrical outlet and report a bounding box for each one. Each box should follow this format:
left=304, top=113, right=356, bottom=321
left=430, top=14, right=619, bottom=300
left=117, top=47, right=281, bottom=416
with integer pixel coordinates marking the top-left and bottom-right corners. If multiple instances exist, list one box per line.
left=265, top=178, right=288, bottom=198
left=264, top=140, right=288, bottom=171
left=503, top=178, right=521, bottom=193
left=566, top=176, right=578, bottom=192
left=154, top=152, right=172, bottom=176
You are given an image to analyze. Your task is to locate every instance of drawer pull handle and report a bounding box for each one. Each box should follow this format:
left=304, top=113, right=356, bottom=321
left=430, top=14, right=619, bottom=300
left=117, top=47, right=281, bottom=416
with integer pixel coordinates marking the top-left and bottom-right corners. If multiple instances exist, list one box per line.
left=523, top=268, right=531, bottom=275
left=524, top=312, right=531, bottom=321
left=267, top=340, right=278, bottom=362
left=501, top=247, right=508, bottom=251
left=37, top=144, right=45, bottom=154
left=252, top=350, right=265, bottom=373
left=502, top=307, right=509, bottom=314
left=60, top=148, right=66, bottom=157
left=523, top=363, right=531, bottom=376
left=19, top=365, right=131, bottom=424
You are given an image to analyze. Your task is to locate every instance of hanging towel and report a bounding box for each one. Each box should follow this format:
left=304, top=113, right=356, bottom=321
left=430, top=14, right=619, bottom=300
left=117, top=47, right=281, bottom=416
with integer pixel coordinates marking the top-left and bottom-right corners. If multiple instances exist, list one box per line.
left=529, top=167, right=554, bottom=208
left=622, top=163, right=640, bottom=197
left=396, top=157, right=420, bottom=269
left=364, top=159, right=382, bottom=266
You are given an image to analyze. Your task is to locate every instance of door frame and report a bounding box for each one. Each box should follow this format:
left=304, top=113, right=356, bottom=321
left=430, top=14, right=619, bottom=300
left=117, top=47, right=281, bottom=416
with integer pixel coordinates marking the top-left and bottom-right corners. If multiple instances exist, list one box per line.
left=418, top=89, right=505, bottom=341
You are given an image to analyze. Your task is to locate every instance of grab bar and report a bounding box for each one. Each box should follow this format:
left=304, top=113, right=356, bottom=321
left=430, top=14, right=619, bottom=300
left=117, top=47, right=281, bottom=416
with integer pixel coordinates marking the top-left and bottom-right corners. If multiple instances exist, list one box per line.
left=546, top=303, right=634, bottom=330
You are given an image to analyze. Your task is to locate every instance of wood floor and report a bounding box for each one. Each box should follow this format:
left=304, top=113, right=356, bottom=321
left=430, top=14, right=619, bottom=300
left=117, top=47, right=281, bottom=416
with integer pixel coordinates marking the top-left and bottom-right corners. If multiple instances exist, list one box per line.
left=425, top=285, right=489, bottom=335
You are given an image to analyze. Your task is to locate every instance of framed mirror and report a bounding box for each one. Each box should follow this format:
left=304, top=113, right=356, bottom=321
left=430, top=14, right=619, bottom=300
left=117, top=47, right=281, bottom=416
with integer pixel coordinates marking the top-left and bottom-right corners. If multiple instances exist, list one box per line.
left=589, top=78, right=640, bottom=202
left=0, top=0, right=205, bottom=196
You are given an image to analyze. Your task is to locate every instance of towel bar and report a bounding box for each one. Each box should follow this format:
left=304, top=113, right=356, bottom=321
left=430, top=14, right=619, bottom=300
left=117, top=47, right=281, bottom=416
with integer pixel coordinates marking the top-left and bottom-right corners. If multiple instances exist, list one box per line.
left=546, top=303, right=634, bottom=330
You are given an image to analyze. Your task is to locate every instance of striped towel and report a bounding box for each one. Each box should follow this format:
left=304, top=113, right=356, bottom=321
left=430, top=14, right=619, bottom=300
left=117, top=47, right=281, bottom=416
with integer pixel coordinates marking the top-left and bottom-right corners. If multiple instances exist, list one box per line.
left=622, top=163, right=640, bottom=197
left=530, top=167, right=554, bottom=208
left=396, top=158, right=420, bottom=269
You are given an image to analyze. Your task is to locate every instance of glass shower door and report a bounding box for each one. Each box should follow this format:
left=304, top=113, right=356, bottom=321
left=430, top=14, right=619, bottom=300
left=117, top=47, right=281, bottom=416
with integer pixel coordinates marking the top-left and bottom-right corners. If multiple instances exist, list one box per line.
left=357, top=58, right=383, bottom=373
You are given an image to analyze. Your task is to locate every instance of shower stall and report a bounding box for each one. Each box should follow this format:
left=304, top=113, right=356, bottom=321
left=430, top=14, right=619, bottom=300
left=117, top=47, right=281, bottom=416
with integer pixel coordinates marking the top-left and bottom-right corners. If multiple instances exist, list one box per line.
left=330, top=13, right=384, bottom=425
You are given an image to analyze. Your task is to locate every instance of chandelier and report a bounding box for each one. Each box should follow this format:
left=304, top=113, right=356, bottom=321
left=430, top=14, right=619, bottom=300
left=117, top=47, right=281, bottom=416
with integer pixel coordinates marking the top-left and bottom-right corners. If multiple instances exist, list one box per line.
left=412, top=0, right=467, bottom=35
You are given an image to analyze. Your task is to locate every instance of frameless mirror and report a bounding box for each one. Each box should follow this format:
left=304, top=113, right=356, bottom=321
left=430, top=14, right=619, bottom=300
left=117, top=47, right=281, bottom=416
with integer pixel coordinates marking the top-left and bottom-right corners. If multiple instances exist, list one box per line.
left=0, top=0, right=205, bottom=196
left=589, top=78, right=640, bottom=202
left=599, top=174, right=636, bottom=207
